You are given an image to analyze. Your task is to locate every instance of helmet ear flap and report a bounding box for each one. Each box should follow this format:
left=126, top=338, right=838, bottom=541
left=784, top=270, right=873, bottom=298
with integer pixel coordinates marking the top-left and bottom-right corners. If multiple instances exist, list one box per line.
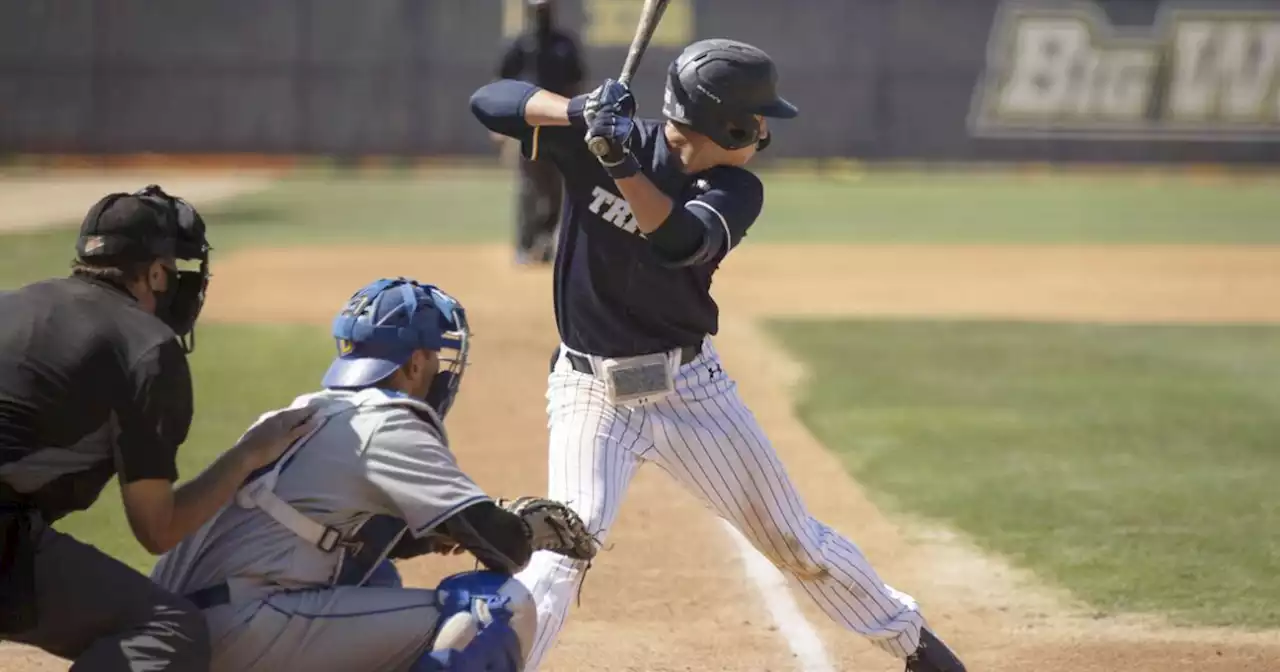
left=720, top=114, right=763, bottom=150
left=725, top=122, right=756, bottom=148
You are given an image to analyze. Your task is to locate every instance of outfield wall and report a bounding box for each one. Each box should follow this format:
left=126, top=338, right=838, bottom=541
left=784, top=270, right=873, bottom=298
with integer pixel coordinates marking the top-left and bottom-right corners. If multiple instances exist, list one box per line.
left=2, top=0, right=1277, bottom=163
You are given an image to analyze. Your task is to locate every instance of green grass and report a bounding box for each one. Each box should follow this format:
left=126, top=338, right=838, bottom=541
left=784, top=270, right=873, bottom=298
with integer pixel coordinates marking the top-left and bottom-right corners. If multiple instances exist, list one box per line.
left=0, top=170, right=518, bottom=289
left=197, top=171, right=516, bottom=248
left=756, top=171, right=1280, bottom=243
left=53, top=322, right=335, bottom=571
left=4, top=169, right=1279, bottom=290
left=769, top=319, right=1280, bottom=628
left=0, top=228, right=74, bottom=289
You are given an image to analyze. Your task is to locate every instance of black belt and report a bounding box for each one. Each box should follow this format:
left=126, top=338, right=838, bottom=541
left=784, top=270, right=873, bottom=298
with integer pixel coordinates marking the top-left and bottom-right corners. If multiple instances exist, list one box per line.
left=557, top=344, right=700, bottom=375
left=184, top=582, right=230, bottom=610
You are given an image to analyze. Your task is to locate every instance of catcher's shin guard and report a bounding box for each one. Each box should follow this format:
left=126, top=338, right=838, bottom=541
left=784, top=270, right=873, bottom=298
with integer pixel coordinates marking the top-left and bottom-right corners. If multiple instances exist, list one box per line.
left=412, top=571, right=536, bottom=672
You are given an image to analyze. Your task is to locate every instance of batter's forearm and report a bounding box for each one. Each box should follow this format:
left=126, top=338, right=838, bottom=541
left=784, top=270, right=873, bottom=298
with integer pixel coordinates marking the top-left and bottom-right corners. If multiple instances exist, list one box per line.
left=613, top=174, right=675, bottom=235
left=614, top=175, right=724, bottom=264
left=523, top=89, right=573, bottom=127
left=470, top=80, right=586, bottom=135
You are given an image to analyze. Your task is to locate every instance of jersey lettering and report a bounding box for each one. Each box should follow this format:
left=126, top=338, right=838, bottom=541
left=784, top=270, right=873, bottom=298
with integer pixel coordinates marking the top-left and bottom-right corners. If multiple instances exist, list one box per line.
left=587, top=186, right=638, bottom=233
left=587, top=186, right=612, bottom=214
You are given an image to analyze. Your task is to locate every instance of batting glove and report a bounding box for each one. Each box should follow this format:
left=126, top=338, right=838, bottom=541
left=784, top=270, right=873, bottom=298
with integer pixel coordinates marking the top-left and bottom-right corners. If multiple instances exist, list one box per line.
left=582, top=78, right=637, bottom=126
left=584, top=86, right=640, bottom=178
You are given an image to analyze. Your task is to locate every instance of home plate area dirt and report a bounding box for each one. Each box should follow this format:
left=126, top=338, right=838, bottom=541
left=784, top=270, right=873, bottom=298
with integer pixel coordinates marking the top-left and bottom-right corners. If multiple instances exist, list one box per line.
left=6, top=243, right=1279, bottom=671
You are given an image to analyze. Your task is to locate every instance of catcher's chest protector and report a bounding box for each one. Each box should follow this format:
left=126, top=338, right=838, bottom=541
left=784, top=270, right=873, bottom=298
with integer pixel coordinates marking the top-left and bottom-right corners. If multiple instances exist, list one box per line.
left=235, top=388, right=448, bottom=587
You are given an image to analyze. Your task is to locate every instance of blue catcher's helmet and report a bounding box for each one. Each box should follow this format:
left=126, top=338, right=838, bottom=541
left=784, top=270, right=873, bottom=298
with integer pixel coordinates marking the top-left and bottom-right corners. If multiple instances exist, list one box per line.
left=321, top=277, right=470, bottom=418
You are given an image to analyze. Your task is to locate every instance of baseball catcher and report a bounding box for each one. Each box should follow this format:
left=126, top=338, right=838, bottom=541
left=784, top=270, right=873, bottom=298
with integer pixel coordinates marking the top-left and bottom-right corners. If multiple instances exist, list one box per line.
left=150, top=277, right=597, bottom=671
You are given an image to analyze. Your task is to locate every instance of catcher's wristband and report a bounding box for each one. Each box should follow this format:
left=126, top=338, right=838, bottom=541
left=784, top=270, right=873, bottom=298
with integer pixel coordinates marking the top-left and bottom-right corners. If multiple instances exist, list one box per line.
left=600, top=151, right=640, bottom=180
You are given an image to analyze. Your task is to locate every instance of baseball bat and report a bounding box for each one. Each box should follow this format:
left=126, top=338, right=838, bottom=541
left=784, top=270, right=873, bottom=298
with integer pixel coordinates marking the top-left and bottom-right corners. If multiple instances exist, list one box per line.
left=588, top=0, right=671, bottom=158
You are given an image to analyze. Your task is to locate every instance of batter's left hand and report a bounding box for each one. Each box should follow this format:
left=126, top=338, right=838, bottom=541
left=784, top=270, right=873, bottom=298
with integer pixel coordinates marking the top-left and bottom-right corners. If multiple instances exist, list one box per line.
left=585, top=105, right=635, bottom=166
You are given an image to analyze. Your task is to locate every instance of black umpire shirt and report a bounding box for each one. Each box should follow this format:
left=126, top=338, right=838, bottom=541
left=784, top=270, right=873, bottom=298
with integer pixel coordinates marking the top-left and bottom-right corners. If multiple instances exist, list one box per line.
left=499, top=30, right=585, bottom=97
left=0, top=276, right=192, bottom=522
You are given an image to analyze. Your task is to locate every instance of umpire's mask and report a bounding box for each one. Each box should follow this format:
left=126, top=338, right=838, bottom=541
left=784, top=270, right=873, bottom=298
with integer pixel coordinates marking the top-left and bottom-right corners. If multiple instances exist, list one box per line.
left=133, top=185, right=212, bottom=353
left=76, top=184, right=212, bottom=353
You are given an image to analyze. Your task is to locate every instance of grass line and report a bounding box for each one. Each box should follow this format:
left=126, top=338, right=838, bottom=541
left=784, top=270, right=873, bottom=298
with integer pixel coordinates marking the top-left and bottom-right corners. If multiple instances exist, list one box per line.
left=769, top=318, right=1280, bottom=628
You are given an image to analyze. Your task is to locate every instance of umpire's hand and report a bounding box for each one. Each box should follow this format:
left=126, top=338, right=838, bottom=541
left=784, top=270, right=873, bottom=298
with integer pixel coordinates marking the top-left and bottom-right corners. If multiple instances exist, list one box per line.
left=235, top=406, right=319, bottom=471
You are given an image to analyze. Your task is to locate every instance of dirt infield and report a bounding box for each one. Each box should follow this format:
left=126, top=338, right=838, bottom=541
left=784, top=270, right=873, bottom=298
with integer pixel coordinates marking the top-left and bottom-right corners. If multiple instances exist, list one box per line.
left=4, top=242, right=1279, bottom=671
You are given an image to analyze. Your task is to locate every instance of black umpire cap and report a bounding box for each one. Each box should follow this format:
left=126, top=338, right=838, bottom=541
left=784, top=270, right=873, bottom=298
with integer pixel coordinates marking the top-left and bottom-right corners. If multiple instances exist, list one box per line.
left=76, top=192, right=177, bottom=264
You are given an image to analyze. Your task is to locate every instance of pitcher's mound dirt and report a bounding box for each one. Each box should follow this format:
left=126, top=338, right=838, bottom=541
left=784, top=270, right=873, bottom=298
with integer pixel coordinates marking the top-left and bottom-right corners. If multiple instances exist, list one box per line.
left=5, top=243, right=1278, bottom=671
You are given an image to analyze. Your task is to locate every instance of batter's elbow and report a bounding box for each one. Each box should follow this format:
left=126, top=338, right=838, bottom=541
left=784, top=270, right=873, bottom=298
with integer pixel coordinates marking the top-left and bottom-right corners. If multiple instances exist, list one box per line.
left=468, top=86, right=498, bottom=127
left=470, top=80, right=538, bottom=136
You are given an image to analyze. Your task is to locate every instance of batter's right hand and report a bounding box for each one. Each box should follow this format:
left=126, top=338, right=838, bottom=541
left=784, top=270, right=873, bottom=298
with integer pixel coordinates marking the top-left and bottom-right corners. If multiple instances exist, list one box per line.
left=235, top=406, right=319, bottom=471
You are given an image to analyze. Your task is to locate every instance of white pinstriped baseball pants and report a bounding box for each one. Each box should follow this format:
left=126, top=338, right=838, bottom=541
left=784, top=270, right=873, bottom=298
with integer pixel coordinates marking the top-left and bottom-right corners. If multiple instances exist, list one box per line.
left=513, top=339, right=925, bottom=670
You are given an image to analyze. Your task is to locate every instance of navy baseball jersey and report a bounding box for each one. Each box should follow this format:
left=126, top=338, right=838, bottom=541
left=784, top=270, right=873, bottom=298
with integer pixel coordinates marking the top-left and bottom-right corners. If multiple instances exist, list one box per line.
left=472, top=84, right=765, bottom=358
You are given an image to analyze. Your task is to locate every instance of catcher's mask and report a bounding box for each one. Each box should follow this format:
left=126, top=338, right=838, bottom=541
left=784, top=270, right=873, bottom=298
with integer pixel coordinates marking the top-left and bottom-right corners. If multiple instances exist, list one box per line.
left=77, top=184, right=212, bottom=353
left=322, top=277, right=470, bottom=418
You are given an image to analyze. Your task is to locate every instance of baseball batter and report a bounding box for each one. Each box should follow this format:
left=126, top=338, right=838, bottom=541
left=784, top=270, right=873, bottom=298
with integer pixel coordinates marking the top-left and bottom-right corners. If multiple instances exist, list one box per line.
left=471, top=39, right=968, bottom=671
left=149, top=277, right=597, bottom=671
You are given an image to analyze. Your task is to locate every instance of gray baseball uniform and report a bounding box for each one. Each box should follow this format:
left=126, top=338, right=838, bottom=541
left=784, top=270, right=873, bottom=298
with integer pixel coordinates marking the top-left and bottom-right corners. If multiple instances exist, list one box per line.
left=150, top=387, right=490, bottom=672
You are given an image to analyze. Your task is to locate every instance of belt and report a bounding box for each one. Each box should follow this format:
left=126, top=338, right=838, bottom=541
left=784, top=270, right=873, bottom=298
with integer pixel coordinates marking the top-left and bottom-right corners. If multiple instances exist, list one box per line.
left=184, top=582, right=230, bottom=610
left=558, top=344, right=701, bottom=376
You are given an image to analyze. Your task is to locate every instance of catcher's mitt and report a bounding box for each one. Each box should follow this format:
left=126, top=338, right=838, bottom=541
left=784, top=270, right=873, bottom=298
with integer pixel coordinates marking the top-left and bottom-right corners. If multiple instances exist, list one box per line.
left=498, top=496, right=599, bottom=562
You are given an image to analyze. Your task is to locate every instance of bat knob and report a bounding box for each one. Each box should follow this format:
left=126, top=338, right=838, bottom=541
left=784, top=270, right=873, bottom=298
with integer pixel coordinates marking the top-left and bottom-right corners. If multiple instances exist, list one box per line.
left=587, top=136, right=611, bottom=158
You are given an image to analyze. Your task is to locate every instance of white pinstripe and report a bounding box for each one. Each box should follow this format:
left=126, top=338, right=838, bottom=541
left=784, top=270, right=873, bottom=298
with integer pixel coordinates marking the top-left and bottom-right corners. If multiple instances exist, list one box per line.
left=514, top=340, right=925, bottom=670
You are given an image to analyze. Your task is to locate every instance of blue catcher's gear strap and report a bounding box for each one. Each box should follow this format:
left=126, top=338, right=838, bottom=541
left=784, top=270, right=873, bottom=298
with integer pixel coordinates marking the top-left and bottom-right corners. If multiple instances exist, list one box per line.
left=233, top=389, right=447, bottom=580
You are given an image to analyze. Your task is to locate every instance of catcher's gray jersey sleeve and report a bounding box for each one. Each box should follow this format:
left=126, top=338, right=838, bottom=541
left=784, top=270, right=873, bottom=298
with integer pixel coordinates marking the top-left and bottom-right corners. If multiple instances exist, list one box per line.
left=363, top=408, right=489, bottom=536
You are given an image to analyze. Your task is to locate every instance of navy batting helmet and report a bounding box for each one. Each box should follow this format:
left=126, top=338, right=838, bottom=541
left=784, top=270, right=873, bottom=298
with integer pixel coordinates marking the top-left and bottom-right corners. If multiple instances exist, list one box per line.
left=661, top=39, right=798, bottom=151
left=322, top=277, right=470, bottom=418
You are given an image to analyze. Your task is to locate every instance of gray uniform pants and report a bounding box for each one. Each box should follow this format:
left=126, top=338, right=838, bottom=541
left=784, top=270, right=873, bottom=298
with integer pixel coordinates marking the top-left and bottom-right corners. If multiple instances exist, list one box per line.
left=2, top=522, right=211, bottom=671
left=202, top=586, right=441, bottom=672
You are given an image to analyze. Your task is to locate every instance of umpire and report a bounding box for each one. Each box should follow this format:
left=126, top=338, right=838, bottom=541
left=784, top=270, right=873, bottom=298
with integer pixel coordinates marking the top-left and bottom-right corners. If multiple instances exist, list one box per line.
left=0, top=185, right=314, bottom=670
left=497, top=0, right=585, bottom=264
